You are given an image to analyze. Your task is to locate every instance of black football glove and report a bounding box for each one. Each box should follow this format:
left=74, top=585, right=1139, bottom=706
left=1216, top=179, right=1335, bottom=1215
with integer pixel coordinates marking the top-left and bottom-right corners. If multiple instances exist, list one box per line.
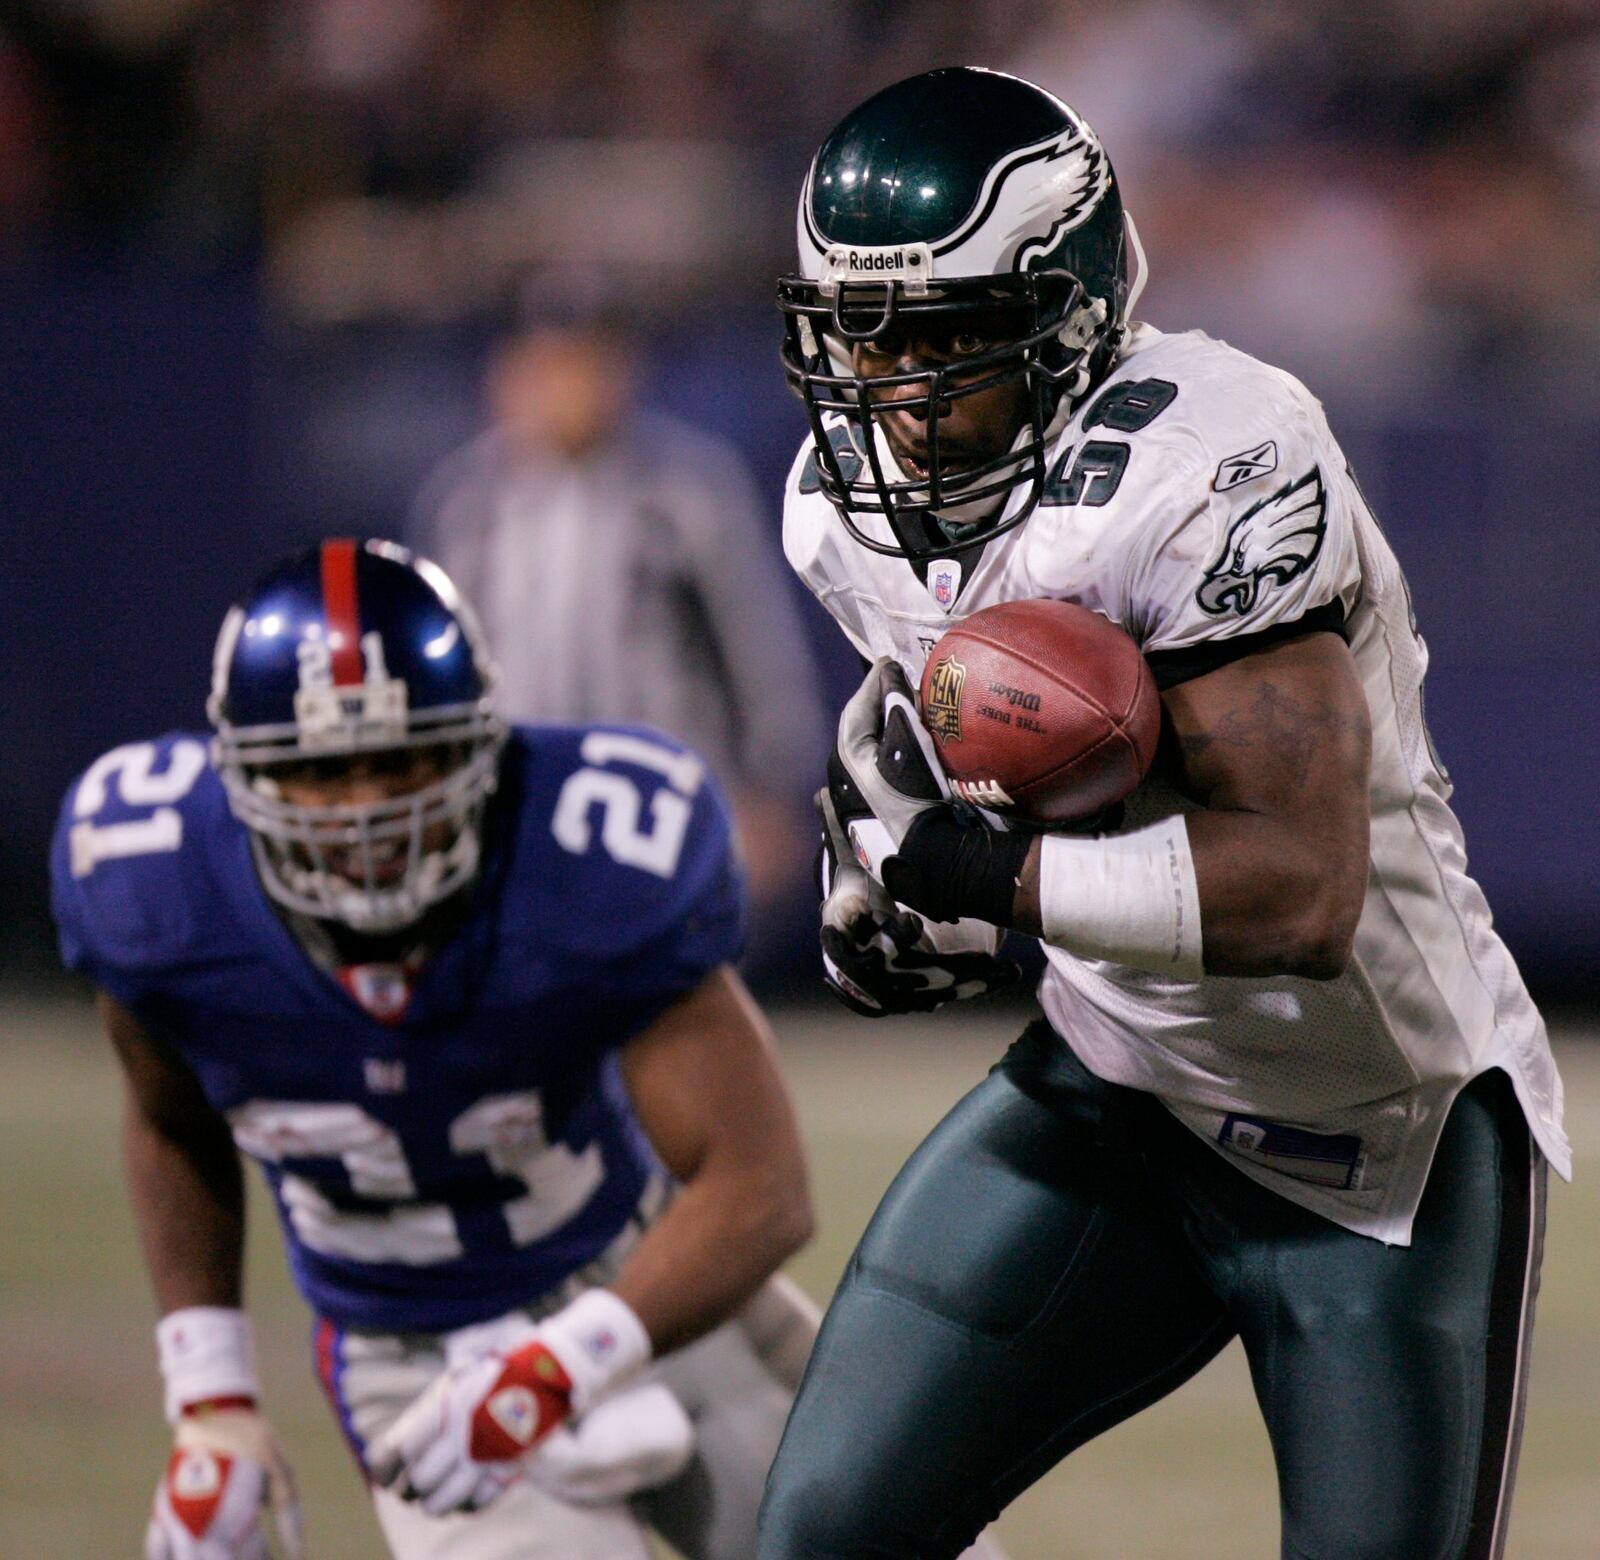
left=816, top=784, right=1022, bottom=1018
left=830, top=658, right=1033, bottom=928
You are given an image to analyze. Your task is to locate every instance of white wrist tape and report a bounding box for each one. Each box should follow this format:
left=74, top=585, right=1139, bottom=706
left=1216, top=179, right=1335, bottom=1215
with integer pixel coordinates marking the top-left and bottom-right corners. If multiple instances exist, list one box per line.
left=1038, top=816, right=1204, bottom=978
left=156, top=1306, right=259, bottom=1424
left=538, top=1289, right=652, bottom=1415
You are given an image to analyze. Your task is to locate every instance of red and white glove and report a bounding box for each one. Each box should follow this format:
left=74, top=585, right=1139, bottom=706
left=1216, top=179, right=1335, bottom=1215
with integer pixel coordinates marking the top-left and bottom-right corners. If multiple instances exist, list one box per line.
left=366, top=1289, right=651, bottom=1518
left=146, top=1309, right=306, bottom=1560
left=526, top=1382, right=694, bottom=1506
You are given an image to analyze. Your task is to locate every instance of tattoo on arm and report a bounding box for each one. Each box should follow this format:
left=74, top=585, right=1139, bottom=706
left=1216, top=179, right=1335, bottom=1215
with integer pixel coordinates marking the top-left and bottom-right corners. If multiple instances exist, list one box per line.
left=1177, top=679, right=1363, bottom=793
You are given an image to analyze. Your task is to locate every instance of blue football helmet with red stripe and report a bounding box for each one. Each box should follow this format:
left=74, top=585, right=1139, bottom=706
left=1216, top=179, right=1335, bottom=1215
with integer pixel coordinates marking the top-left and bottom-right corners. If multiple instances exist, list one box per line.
left=208, top=539, right=506, bottom=933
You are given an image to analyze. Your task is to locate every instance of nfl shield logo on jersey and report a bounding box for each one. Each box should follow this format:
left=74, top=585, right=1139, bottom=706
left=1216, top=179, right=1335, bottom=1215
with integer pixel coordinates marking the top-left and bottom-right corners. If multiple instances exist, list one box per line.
left=338, top=963, right=415, bottom=1026
left=929, top=559, right=962, bottom=611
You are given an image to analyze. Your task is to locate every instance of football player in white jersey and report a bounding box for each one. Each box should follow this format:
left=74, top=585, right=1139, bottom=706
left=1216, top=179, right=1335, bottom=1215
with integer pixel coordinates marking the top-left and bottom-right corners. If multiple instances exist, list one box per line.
left=757, top=67, right=1568, bottom=1560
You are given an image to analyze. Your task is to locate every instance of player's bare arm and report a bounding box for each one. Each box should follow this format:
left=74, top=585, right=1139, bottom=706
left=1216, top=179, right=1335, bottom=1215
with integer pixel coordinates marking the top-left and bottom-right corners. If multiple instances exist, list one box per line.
left=612, top=963, right=814, bottom=1354
left=103, top=991, right=246, bottom=1312
left=1012, top=630, right=1371, bottom=978
left=102, top=993, right=306, bottom=1558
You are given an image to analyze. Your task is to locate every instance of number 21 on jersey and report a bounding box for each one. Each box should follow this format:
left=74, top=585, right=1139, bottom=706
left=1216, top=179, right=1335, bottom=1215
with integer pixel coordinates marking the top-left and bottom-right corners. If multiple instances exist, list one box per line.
left=229, top=1091, right=605, bottom=1266
left=551, top=732, right=703, bottom=879
left=69, top=740, right=208, bottom=879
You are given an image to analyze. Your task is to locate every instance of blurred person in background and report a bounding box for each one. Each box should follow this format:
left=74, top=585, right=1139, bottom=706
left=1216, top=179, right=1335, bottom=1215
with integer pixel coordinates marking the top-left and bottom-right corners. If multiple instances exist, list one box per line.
left=759, top=67, right=1567, bottom=1558
left=51, top=538, right=821, bottom=1560
left=8, top=1, right=1598, bottom=984
left=409, top=271, right=828, bottom=974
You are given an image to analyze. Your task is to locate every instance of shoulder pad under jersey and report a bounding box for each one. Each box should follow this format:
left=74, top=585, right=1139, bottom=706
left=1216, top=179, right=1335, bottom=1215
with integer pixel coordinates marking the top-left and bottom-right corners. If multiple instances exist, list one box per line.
left=1029, top=329, right=1361, bottom=651
left=50, top=733, right=252, bottom=1002
left=783, top=436, right=876, bottom=657
left=493, top=724, right=745, bottom=976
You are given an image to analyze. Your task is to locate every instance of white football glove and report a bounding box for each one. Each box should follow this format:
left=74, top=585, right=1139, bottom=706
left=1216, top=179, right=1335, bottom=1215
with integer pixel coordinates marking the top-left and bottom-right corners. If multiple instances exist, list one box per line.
left=818, top=777, right=1020, bottom=1018
left=148, top=1308, right=305, bottom=1560
left=828, top=657, right=951, bottom=881
left=366, top=1289, right=651, bottom=1518
left=830, top=656, right=1032, bottom=928
left=526, top=1382, right=695, bottom=1505
left=146, top=1406, right=305, bottom=1560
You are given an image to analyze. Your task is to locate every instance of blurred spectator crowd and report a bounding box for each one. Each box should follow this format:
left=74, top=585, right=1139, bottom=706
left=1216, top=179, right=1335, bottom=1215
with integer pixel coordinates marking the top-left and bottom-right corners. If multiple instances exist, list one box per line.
left=5, top=0, right=1600, bottom=989
left=3, top=0, right=1597, bottom=405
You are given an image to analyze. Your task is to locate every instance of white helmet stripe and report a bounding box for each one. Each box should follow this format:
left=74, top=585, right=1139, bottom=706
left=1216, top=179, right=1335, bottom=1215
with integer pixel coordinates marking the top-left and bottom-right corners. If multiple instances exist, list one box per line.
left=1123, top=210, right=1150, bottom=319
left=933, top=125, right=1108, bottom=261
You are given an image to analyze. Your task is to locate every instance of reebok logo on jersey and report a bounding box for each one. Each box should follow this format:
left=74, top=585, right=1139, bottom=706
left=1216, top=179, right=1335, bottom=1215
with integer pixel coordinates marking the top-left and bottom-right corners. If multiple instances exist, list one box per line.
left=1196, top=468, right=1326, bottom=617
left=363, top=1057, right=408, bottom=1094
left=1214, top=440, right=1278, bottom=491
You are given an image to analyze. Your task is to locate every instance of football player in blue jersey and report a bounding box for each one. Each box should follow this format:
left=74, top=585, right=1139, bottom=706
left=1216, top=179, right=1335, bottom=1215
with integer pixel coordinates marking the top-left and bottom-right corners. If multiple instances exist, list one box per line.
left=51, top=538, right=820, bottom=1560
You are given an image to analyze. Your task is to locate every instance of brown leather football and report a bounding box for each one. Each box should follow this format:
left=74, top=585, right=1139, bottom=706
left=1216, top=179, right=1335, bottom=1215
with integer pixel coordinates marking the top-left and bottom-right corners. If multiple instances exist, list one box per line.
left=918, top=599, right=1161, bottom=824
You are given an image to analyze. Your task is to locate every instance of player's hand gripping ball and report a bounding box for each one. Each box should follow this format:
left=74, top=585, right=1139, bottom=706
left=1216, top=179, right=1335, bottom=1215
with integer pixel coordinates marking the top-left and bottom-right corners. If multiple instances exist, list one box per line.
left=919, top=599, right=1161, bottom=824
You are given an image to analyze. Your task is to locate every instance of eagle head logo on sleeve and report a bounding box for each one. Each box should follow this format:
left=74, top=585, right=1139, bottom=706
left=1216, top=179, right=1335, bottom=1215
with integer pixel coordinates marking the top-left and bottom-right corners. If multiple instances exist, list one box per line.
left=1196, top=468, right=1327, bottom=617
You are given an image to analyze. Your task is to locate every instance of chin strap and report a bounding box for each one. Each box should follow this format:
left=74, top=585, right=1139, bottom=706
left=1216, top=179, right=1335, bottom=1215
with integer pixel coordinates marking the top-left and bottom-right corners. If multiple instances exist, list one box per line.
left=1050, top=210, right=1150, bottom=411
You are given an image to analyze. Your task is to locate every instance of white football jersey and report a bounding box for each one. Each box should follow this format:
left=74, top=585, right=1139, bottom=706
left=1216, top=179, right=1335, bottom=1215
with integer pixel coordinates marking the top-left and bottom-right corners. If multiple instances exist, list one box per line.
left=785, top=323, right=1569, bottom=1243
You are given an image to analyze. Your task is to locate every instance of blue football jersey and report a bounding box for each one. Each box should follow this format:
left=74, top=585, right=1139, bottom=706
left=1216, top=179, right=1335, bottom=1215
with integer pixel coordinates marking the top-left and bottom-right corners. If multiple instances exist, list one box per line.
left=52, top=725, right=745, bottom=1332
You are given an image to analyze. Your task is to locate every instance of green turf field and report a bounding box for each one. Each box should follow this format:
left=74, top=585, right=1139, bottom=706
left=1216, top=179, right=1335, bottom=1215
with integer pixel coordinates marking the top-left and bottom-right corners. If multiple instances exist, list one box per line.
left=2, top=990, right=1595, bottom=1557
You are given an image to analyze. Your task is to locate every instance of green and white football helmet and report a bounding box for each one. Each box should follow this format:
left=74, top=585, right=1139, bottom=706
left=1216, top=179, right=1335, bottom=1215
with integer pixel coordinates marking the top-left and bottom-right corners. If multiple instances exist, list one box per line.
left=779, top=67, right=1147, bottom=562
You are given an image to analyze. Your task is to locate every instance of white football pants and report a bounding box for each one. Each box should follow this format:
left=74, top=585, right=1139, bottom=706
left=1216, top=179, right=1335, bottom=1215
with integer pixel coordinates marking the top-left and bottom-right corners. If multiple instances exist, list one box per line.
left=317, top=1181, right=1007, bottom=1560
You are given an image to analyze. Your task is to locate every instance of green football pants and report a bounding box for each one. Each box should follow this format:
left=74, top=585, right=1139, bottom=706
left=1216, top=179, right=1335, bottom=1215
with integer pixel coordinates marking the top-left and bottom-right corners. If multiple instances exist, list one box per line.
left=758, top=1020, right=1545, bottom=1559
